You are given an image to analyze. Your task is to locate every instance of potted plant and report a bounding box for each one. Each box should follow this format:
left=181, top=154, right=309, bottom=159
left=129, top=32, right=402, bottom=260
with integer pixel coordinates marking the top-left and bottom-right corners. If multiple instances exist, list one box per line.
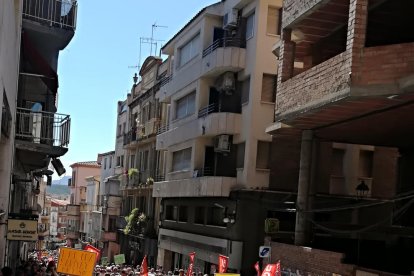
left=128, top=168, right=140, bottom=186
left=146, top=177, right=154, bottom=186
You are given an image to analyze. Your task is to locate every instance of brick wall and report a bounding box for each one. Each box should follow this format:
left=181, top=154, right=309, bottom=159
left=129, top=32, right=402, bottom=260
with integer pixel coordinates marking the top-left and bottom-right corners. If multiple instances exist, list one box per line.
left=269, top=242, right=355, bottom=275
left=276, top=51, right=352, bottom=118
left=353, top=43, right=414, bottom=85
left=282, top=0, right=326, bottom=29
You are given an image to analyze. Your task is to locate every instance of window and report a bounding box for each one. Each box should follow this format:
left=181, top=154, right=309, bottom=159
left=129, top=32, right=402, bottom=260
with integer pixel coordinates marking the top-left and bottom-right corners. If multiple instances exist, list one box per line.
left=256, top=141, right=271, bottom=169
left=194, top=207, right=205, bottom=224
left=130, top=155, right=135, bottom=169
left=261, top=74, right=277, bottom=102
left=104, top=158, right=107, bottom=170
left=108, top=217, right=116, bottom=232
left=236, top=143, right=245, bottom=168
left=120, top=155, right=124, bottom=167
left=179, top=34, right=200, bottom=67
left=142, top=151, right=149, bottom=171
left=116, top=156, right=121, bottom=167
left=206, top=207, right=226, bottom=227
left=109, top=156, right=112, bottom=169
left=118, top=125, right=122, bottom=136
left=1, top=91, right=11, bottom=138
left=123, top=122, right=126, bottom=134
left=165, top=205, right=178, bottom=221
left=267, top=7, right=281, bottom=35
left=175, top=92, right=196, bottom=120
left=241, top=77, right=250, bottom=104
left=178, top=206, right=188, bottom=222
left=172, top=148, right=192, bottom=172
left=246, top=13, right=255, bottom=40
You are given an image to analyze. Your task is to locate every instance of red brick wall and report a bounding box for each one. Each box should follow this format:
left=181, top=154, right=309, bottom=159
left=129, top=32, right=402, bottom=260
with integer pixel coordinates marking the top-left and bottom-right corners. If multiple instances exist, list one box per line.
left=353, top=43, right=414, bottom=85
left=269, top=242, right=355, bottom=275
left=276, top=51, right=352, bottom=117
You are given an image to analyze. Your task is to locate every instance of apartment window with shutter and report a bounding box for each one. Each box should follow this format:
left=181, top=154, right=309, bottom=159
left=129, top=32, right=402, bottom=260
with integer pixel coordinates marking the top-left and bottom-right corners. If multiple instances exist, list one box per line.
left=256, top=141, right=271, bottom=169
left=165, top=205, right=178, bottom=221
left=267, top=7, right=281, bottom=35
left=104, top=158, right=107, bottom=170
left=246, top=12, right=255, bottom=40
left=172, top=148, right=192, bottom=172
left=130, top=155, right=135, bottom=169
left=261, top=74, right=277, bottom=102
left=241, top=77, right=250, bottom=105
left=175, top=92, right=196, bottom=120
left=142, top=151, right=149, bottom=171
left=178, top=206, right=188, bottom=222
left=236, top=143, right=245, bottom=168
left=109, top=156, right=112, bottom=169
left=179, top=34, right=200, bottom=67
left=120, top=155, right=124, bottom=167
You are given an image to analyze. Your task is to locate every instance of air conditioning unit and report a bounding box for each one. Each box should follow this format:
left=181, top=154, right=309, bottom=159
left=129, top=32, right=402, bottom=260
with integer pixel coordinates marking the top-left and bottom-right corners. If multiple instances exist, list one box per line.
left=214, top=135, right=231, bottom=153
left=223, top=9, right=238, bottom=30
left=264, top=218, right=279, bottom=234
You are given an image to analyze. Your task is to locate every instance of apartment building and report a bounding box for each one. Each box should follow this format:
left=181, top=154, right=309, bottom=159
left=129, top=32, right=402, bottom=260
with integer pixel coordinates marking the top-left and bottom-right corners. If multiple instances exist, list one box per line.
left=67, top=161, right=100, bottom=248
left=153, top=0, right=281, bottom=274
left=265, top=0, right=414, bottom=274
left=118, top=56, right=167, bottom=266
left=0, top=0, right=77, bottom=268
left=97, top=151, right=122, bottom=262
left=85, top=175, right=101, bottom=246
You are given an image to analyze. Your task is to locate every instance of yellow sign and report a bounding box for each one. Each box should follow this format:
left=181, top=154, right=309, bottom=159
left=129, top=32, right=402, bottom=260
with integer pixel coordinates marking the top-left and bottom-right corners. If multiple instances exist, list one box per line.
left=7, top=219, right=38, bottom=241
left=57, top=247, right=96, bottom=276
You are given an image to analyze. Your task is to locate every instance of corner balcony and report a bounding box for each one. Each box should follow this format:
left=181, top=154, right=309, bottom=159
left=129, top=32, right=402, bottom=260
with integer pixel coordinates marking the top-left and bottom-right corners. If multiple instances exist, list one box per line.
left=153, top=173, right=237, bottom=198
left=201, top=37, right=246, bottom=77
left=123, top=118, right=159, bottom=149
left=15, top=108, right=70, bottom=170
left=156, top=105, right=241, bottom=150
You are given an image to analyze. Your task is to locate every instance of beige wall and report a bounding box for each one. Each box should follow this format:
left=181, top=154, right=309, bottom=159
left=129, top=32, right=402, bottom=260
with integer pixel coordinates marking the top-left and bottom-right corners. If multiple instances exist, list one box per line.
left=156, top=0, right=282, bottom=193
left=0, top=0, right=22, bottom=267
left=71, top=165, right=101, bottom=204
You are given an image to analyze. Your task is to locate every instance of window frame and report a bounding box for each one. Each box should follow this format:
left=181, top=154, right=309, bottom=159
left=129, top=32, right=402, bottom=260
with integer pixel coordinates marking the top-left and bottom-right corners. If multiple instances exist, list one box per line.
left=172, top=147, right=192, bottom=172
left=178, top=33, right=200, bottom=68
left=246, top=12, right=255, bottom=40
left=175, top=92, right=196, bottom=120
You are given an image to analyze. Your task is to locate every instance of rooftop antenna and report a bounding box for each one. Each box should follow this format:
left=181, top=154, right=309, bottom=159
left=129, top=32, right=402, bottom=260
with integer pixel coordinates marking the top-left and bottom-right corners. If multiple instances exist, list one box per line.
left=151, top=22, right=167, bottom=56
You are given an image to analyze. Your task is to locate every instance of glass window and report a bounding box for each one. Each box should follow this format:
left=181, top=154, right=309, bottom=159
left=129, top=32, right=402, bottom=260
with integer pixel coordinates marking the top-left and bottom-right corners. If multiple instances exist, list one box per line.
left=104, top=158, right=107, bottom=170
left=109, top=156, right=112, bottom=168
left=206, top=207, right=226, bottom=227
left=175, top=92, right=196, bottom=120
left=241, top=77, right=250, bottom=104
left=165, top=205, right=178, bottom=221
left=178, top=206, right=188, bottom=222
left=246, top=13, right=255, bottom=40
left=256, top=141, right=271, bottom=169
left=237, top=143, right=245, bottom=168
left=130, top=155, right=135, bottom=169
left=194, top=207, right=205, bottom=224
left=179, top=34, right=200, bottom=67
left=172, top=148, right=192, bottom=172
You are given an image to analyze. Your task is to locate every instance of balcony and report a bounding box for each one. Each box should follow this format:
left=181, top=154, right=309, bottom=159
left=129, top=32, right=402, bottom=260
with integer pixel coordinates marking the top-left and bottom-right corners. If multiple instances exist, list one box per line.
left=23, top=0, right=77, bottom=30
left=120, top=170, right=160, bottom=190
left=123, top=118, right=159, bottom=148
left=153, top=175, right=237, bottom=198
left=201, top=37, right=246, bottom=77
left=156, top=107, right=241, bottom=150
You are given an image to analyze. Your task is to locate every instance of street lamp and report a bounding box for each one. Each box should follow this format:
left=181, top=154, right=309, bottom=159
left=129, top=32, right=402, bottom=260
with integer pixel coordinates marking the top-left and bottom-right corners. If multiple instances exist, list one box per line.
left=133, top=73, right=138, bottom=85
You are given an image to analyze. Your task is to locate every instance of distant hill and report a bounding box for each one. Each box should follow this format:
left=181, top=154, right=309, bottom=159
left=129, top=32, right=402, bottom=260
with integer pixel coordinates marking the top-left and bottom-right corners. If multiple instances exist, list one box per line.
left=52, top=176, right=71, bottom=185
left=46, top=185, right=70, bottom=196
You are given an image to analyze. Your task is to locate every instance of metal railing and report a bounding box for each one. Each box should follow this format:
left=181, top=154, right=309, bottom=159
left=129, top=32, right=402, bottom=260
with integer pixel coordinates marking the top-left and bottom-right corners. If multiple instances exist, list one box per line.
left=202, top=37, right=246, bottom=58
left=159, top=75, right=172, bottom=87
left=22, top=0, right=77, bottom=30
left=198, top=103, right=218, bottom=118
left=157, top=124, right=170, bottom=135
left=16, top=108, right=70, bottom=147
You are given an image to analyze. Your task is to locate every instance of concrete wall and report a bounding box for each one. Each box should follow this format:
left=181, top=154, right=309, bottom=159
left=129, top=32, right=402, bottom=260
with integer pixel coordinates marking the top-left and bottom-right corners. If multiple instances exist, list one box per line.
left=0, top=0, right=22, bottom=267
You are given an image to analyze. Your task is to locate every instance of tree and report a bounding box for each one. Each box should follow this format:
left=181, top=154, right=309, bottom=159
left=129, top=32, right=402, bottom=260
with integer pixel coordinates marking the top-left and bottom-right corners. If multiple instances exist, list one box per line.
left=124, top=208, right=147, bottom=235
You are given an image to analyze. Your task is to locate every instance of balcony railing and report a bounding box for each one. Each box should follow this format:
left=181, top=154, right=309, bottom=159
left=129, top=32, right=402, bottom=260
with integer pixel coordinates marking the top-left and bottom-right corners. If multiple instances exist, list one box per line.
left=16, top=108, right=70, bottom=148
left=159, top=75, right=172, bottom=87
left=202, top=37, right=246, bottom=58
left=157, top=124, right=170, bottom=135
left=23, top=0, right=77, bottom=30
left=198, top=103, right=218, bottom=118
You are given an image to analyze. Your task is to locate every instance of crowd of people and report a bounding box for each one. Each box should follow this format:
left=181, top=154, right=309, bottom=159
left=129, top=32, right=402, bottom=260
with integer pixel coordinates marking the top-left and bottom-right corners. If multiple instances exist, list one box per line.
left=1, top=258, right=60, bottom=276
left=93, top=265, right=209, bottom=276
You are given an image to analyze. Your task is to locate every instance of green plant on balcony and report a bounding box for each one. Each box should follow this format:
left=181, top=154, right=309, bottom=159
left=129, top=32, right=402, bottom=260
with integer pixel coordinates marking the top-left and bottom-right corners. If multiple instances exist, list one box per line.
left=124, top=208, right=148, bottom=236
left=128, top=168, right=140, bottom=186
left=146, top=177, right=154, bottom=186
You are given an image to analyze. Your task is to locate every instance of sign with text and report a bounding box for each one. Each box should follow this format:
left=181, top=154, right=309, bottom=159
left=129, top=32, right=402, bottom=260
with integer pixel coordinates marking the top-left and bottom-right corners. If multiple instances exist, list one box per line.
left=259, top=246, right=271, bottom=258
left=57, top=247, right=96, bottom=276
left=7, top=219, right=38, bottom=241
left=114, top=254, right=126, bottom=265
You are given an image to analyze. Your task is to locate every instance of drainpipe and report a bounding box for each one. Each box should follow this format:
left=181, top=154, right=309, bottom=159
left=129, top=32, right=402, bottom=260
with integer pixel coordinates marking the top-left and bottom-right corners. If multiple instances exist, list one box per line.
left=294, top=130, right=315, bottom=246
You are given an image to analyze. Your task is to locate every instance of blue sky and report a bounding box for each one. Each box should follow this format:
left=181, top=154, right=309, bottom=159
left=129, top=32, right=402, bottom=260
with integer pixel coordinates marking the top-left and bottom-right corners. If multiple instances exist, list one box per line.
left=56, top=0, right=218, bottom=179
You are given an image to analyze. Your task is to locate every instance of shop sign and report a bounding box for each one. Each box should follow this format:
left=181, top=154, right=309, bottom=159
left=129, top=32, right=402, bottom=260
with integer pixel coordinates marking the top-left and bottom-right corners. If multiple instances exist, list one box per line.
left=7, top=219, right=38, bottom=241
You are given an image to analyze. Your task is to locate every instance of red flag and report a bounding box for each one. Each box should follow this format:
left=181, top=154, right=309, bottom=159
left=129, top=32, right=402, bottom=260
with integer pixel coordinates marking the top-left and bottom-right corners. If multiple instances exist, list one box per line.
left=186, top=252, right=196, bottom=276
left=84, top=244, right=100, bottom=262
left=261, top=262, right=281, bottom=276
left=218, top=255, right=229, bottom=273
left=254, top=261, right=261, bottom=276
left=275, top=261, right=281, bottom=276
left=141, top=255, right=148, bottom=276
